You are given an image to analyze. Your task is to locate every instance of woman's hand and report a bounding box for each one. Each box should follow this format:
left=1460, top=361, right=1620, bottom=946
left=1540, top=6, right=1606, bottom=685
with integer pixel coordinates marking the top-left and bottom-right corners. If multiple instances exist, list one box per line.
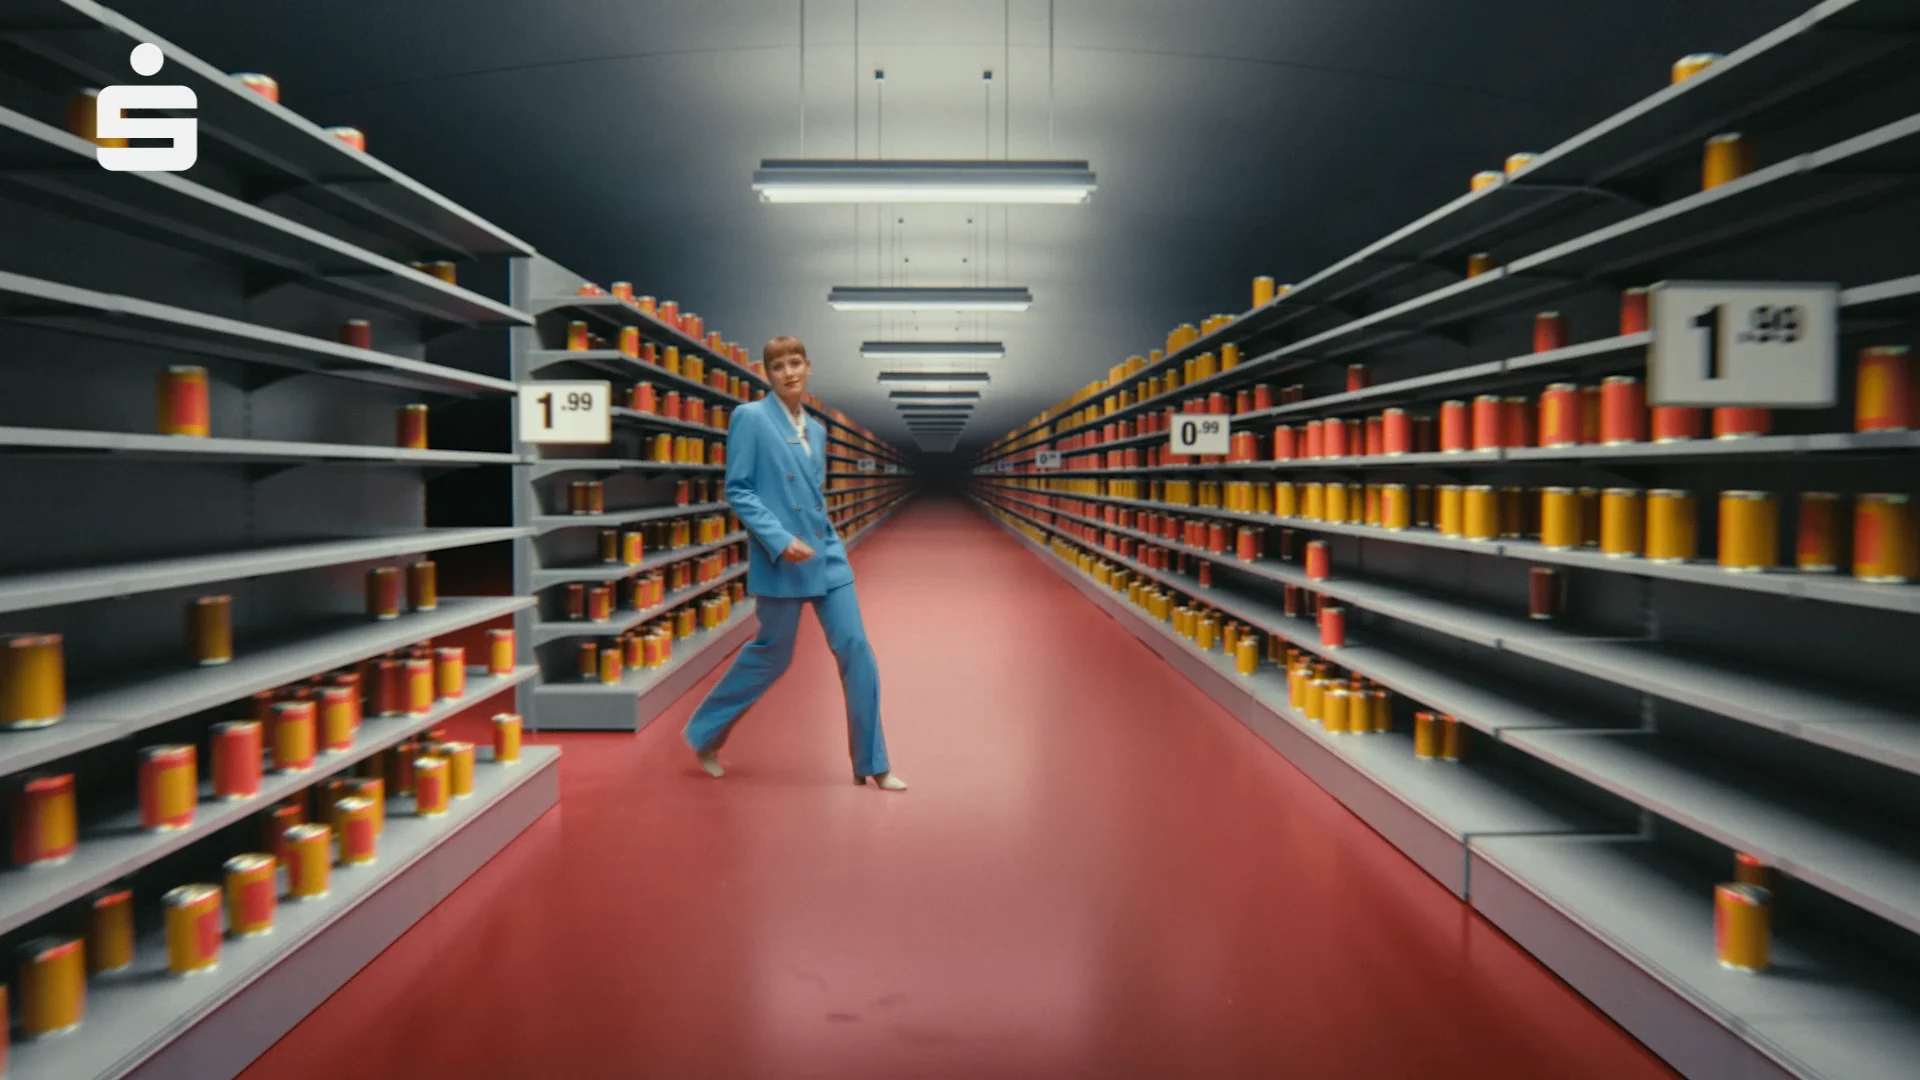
left=782, top=538, right=817, bottom=563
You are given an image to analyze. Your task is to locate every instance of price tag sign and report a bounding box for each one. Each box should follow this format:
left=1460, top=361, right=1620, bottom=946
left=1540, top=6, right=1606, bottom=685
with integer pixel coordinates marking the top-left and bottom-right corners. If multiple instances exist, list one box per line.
left=1035, top=450, right=1063, bottom=469
left=857, top=457, right=876, bottom=472
left=1168, top=415, right=1231, bottom=455
left=519, top=381, right=611, bottom=444
left=884, top=463, right=899, bottom=474
left=1648, top=282, right=1838, bottom=407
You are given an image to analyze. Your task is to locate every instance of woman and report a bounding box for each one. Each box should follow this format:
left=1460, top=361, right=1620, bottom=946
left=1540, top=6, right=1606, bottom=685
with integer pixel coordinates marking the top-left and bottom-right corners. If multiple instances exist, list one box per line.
left=681, top=335, right=906, bottom=791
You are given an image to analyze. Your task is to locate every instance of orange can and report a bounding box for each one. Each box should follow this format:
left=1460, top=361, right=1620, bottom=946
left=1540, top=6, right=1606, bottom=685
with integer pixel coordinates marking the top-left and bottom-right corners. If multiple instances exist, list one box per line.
left=487, top=627, right=516, bottom=675
left=270, top=699, right=317, bottom=773
left=1471, top=395, right=1503, bottom=450
left=1714, top=883, right=1771, bottom=971
left=1463, top=485, right=1498, bottom=541
left=318, top=685, right=356, bottom=753
left=17, top=936, right=86, bottom=1036
left=416, top=757, right=451, bottom=816
left=566, top=320, right=590, bottom=351
left=188, top=595, right=234, bottom=665
left=396, top=404, right=429, bottom=450
left=138, top=743, right=198, bottom=831
left=1713, top=407, right=1770, bottom=439
left=1854, top=493, right=1918, bottom=583
left=407, top=560, right=438, bottom=611
left=1503, top=397, right=1534, bottom=449
left=1600, top=488, right=1645, bottom=558
left=284, top=823, right=332, bottom=901
left=366, top=566, right=402, bottom=620
left=157, top=365, right=211, bottom=437
left=324, top=126, right=367, bottom=152
left=1465, top=253, right=1496, bottom=278
left=1470, top=170, right=1502, bottom=193
left=335, top=796, right=378, bottom=866
left=224, top=853, right=278, bottom=938
left=1796, top=492, right=1842, bottom=573
left=1540, top=487, right=1581, bottom=550
left=1646, top=489, right=1697, bottom=563
left=1734, top=852, right=1774, bottom=891
left=1856, top=345, right=1915, bottom=432
left=1, top=632, right=66, bottom=729
left=1619, top=287, right=1650, bottom=335
left=1439, top=715, right=1464, bottom=762
left=1533, top=312, right=1569, bottom=353
left=1600, top=376, right=1647, bottom=444
left=1702, top=133, right=1752, bottom=191
left=12, top=772, right=77, bottom=867
left=1672, top=52, right=1721, bottom=83
left=234, top=72, right=280, bottom=102
left=1652, top=406, right=1702, bottom=442
left=86, top=887, right=135, bottom=974
left=404, top=657, right=435, bottom=715
left=338, top=319, right=372, bottom=348
left=164, top=883, right=224, bottom=974
left=1413, top=711, right=1440, bottom=758
left=1718, top=491, right=1778, bottom=572
left=350, top=776, right=386, bottom=836
left=434, top=646, right=466, bottom=699
left=1538, top=383, right=1580, bottom=447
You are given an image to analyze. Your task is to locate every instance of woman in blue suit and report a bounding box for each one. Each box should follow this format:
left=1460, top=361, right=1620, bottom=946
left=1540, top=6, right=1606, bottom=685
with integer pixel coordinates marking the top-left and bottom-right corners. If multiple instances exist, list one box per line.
left=682, top=336, right=906, bottom=791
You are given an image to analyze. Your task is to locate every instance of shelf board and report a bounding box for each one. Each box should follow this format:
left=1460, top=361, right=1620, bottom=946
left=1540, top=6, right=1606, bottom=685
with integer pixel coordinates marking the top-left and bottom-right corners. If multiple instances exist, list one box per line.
left=535, top=601, right=757, bottom=695
left=1472, top=833, right=1920, bottom=1080
left=0, top=525, right=529, bottom=615
left=0, top=426, right=522, bottom=468
left=0, top=665, right=535, bottom=939
left=0, top=595, right=533, bottom=781
left=529, top=500, right=728, bottom=536
left=0, top=107, right=530, bottom=329
left=611, top=407, right=725, bottom=438
left=1504, top=729, right=1920, bottom=936
left=528, top=531, right=745, bottom=588
left=533, top=297, right=766, bottom=389
left=0, top=270, right=516, bottom=396
left=530, top=564, right=748, bottom=645
left=2, top=745, right=559, bottom=1080
left=525, top=457, right=724, bottom=482
left=524, top=349, right=746, bottom=404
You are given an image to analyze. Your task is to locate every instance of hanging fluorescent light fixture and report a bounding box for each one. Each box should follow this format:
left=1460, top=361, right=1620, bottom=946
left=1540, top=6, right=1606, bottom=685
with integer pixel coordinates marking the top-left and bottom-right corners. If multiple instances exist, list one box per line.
left=830, top=286, right=1032, bottom=312
left=889, top=391, right=981, bottom=402
left=862, top=342, right=1004, bottom=361
left=878, top=371, right=991, bottom=384
left=754, top=160, right=1095, bottom=204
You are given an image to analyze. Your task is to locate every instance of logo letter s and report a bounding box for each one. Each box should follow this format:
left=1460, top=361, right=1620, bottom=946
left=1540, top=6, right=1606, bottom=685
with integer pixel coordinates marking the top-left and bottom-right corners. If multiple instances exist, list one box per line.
left=96, top=84, right=198, bottom=172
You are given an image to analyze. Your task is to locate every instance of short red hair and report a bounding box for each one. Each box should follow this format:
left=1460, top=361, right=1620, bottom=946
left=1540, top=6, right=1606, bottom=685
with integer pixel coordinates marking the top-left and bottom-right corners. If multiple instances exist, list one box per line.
left=764, top=335, right=807, bottom=364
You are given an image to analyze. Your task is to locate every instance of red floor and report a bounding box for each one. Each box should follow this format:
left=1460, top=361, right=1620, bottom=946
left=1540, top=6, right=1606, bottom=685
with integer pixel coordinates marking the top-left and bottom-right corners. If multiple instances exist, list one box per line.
left=241, top=497, right=1676, bottom=1080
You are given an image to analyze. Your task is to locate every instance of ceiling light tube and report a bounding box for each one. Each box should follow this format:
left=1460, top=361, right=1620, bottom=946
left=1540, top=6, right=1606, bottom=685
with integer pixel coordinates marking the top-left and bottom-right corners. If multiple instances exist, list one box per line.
left=830, top=287, right=1032, bottom=312
left=878, top=371, right=991, bottom=384
left=861, top=342, right=1005, bottom=361
left=889, top=391, right=981, bottom=401
left=754, top=160, right=1095, bottom=204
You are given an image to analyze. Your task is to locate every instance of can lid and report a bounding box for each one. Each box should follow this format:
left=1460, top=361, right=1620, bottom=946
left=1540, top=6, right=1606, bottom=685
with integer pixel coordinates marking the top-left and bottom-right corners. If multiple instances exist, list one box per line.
left=334, top=796, right=372, bottom=813
left=1722, top=490, right=1773, bottom=499
left=1861, top=492, right=1911, bottom=504
left=1545, top=382, right=1579, bottom=391
left=18, top=936, right=83, bottom=960
left=1602, top=486, right=1644, bottom=496
left=90, top=887, right=133, bottom=906
left=1707, top=131, right=1745, bottom=143
left=1602, top=374, right=1641, bottom=385
left=163, top=883, right=221, bottom=906
left=1648, top=488, right=1691, bottom=497
left=224, top=853, right=276, bottom=873
left=284, top=823, right=331, bottom=842
left=1717, top=882, right=1771, bottom=904
left=140, top=743, right=195, bottom=758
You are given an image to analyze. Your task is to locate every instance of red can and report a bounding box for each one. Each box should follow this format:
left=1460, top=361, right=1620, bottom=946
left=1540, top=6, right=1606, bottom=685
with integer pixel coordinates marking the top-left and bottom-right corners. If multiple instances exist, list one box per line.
left=1236, top=528, right=1258, bottom=561
left=1283, top=583, right=1301, bottom=618
left=1382, top=409, right=1411, bottom=455
left=1207, top=392, right=1228, bottom=416
left=1229, top=431, right=1258, bottom=462
left=1413, top=414, right=1436, bottom=453
left=270, top=700, right=316, bottom=773
left=12, top=773, right=77, bottom=866
left=372, top=658, right=403, bottom=717
left=338, top=319, right=373, bottom=349
left=1324, top=417, right=1349, bottom=457
left=487, top=627, right=515, bottom=675
left=1600, top=376, right=1648, bottom=444
left=1206, top=522, right=1227, bottom=554
left=1304, top=420, right=1325, bottom=459
left=1364, top=415, right=1384, bottom=457
left=1234, top=390, right=1253, bottom=415
left=210, top=720, right=263, bottom=800
left=1319, top=605, right=1346, bottom=648
left=404, top=657, right=435, bottom=715
left=1346, top=364, right=1369, bottom=392
left=1254, top=385, right=1275, bottom=411
left=224, top=853, right=277, bottom=938
left=1439, top=400, right=1470, bottom=452
left=1713, top=407, right=1771, bottom=439
left=1539, top=383, right=1580, bottom=447
left=319, top=685, right=355, bottom=753
left=365, top=566, right=401, bottom=620
left=396, top=404, right=428, bottom=450
left=1305, top=540, right=1330, bottom=580
left=1272, top=426, right=1297, bottom=460
left=1855, top=346, right=1915, bottom=432
left=1652, top=406, right=1702, bottom=442
left=1471, top=395, right=1503, bottom=450
left=1619, top=288, right=1649, bottom=335
left=1580, top=386, right=1603, bottom=443
left=1503, top=397, right=1534, bottom=448
left=434, top=646, right=466, bottom=699
left=157, top=365, right=211, bottom=437
left=1533, top=311, right=1569, bottom=353
left=139, top=744, right=198, bottom=832
left=1528, top=566, right=1564, bottom=620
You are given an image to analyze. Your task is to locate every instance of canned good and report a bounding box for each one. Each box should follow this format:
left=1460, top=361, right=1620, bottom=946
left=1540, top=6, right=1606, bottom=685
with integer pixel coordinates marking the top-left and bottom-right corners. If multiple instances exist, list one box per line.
left=1540, top=487, right=1580, bottom=550
left=17, top=936, right=85, bottom=1036
left=566, top=320, right=590, bottom=351
left=164, top=883, right=224, bottom=974
left=233, top=71, right=280, bottom=102
left=1439, top=715, right=1464, bottom=762
left=12, top=772, right=77, bottom=867
left=1463, top=485, right=1498, bottom=541
left=1466, top=253, right=1497, bottom=278
left=1718, top=491, right=1778, bottom=572
left=1436, top=485, right=1463, bottom=537
left=1413, top=711, right=1440, bottom=759
left=1536, top=383, right=1579, bottom=448
left=396, top=404, right=429, bottom=450
left=314, top=685, right=353, bottom=754
left=487, top=627, right=516, bottom=675
left=598, top=642, right=624, bottom=683
left=224, top=853, right=277, bottom=937
left=139, top=744, right=197, bottom=831
left=285, top=823, right=332, bottom=901
left=406, top=560, right=438, bottom=612
left=2, top=632, right=66, bottom=730
left=366, top=566, right=402, bottom=620
left=492, top=712, right=524, bottom=764
left=1533, top=311, right=1568, bottom=353
left=1528, top=567, right=1564, bottom=620
left=335, top=796, right=378, bottom=866
left=1304, top=540, right=1330, bottom=580
left=1710, top=406, right=1770, bottom=441
left=1734, top=852, right=1773, bottom=890
left=1323, top=688, right=1351, bottom=734
left=263, top=802, right=302, bottom=866
left=1366, top=689, right=1392, bottom=734
left=157, top=365, right=211, bottom=437
left=1304, top=420, right=1325, bottom=460
left=1672, top=52, right=1721, bottom=83
left=1235, top=635, right=1259, bottom=676
left=1619, top=287, right=1650, bottom=335
left=1854, top=493, right=1918, bottom=582
left=388, top=740, right=420, bottom=796
left=416, top=757, right=450, bottom=816
left=1714, top=883, right=1771, bottom=971
left=404, top=657, right=434, bottom=715
left=1345, top=364, right=1369, bottom=393
left=434, top=646, right=466, bottom=699
left=1500, top=397, right=1533, bottom=450
left=425, top=261, right=457, bottom=285
left=1595, top=377, right=1645, bottom=445
left=1325, top=483, right=1349, bottom=523
left=270, top=699, right=317, bottom=773
left=187, top=595, right=234, bottom=665
left=338, top=319, right=373, bottom=348
left=1302, top=482, right=1325, bottom=521
left=86, top=887, right=135, bottom=974
left=348, top=777, right=385, bottom=837
left=1471, top=395, right=1503, bottom=450
left=1856, top=345, right=1915, bottom=432
left=1600, top=488, right=1645, bottom=558
left=1375, top=483, right=1410, bottom=531
left=1319, top=606, right=1346, bottom=648
left=1795, top=493, right=1842, bottom=573
left=372, top=658, right=403, bottom=717
left=1652, top=406, right=1702, bottom=442
left=1499, top=486, right=1526, bottom=539
left=1252, top=276, right=1276, bottom=308
left=1702, top=133, right=1752, bottom=191
left=1470, top=170, right=1502, bottom=193
left=1647, top=490, right=1698, bottom=563
left=324, top=125, right=367, bottom=152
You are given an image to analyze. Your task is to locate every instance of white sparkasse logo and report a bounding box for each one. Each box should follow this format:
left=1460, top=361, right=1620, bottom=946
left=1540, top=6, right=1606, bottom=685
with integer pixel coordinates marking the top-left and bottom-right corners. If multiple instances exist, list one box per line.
left=96, top=42, right=198, bottom=173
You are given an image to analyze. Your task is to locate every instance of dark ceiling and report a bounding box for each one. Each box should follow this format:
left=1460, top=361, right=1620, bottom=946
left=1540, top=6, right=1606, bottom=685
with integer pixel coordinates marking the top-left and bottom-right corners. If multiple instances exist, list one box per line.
left=110, top=0, right=1809, bottom=453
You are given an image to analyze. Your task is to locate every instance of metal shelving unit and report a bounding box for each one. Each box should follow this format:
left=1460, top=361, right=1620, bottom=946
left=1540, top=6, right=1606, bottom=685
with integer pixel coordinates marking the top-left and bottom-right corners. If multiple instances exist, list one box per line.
left=971, top=5, right=1920, bottom=1075
left=0, top=3, right=550, bottom=1076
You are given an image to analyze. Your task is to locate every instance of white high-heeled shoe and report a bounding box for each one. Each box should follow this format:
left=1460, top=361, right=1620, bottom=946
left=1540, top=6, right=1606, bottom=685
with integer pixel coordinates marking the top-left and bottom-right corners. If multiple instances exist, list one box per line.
left=697, top=751, right=725, bottom=778
left=854, top=772, right=907, bottom=791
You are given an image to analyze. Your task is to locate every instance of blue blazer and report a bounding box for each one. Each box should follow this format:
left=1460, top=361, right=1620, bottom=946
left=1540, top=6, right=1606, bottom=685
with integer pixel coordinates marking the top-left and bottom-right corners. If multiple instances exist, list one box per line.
left=725, top=397, right=854, bottom=598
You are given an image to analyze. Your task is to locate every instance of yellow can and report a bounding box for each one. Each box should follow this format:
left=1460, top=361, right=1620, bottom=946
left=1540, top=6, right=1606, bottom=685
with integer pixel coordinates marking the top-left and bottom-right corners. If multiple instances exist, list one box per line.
left=1304, top=678, right=1327, bottom=724
left=1274, top=482, right=1297, bottom=517
left=1539, top=487, right=1581, bottom=550
left=1504, top=152, right=1535, bottom=176
left=1324, top=688, right=1350, bottom=734
left=17, top=936, right=86, bottom=1036
left=1646, top=489, right=1697, bottom=563
left=1672, top=52, right=1722, bottom=84
left=1195, top=617, right=1217, bottom=651
left=1466, top=252, right=1497, bottom=278
left=86, top=887, right=135, bottom=975
left=1, top=632, right=66, bottom=730
left=1436, top=485, right=1464, bottom=537
left=1718, top=491, right=1778, bottom=572
left=1302, top=482, right=1325, bottom=521
left=1222, top=622, right=1241, bottom=657
left=1253, top=276, right=1277, bottom=308
left=1288, top=666, right=1307, bottom=709
left=350, top=776, right=386, bottom=836
left=1600, top=488, right=1644, bottom=558
left=1369, top=689, right=1392, bottom=734
left=1702, top=133, right=1753, bottom=191
left=1714, top=883, right=1771, bottom=971
left=1854, top=493, right=1918, bottom=583
left=1236, top=635, right=1259, bottom=676
left=164, top=883, right=223, bottom=975
left=1325, top=483, right=1349, bottom=524
left=1470, top=170, right=1502, bottom=192
left=1462, top=485, right=1498, bottom=541
left=1346, top=483, right=1364, bottom=524
left=224, top=853, right=278, bottom=938
left=1413, top=712, right=1440, bottom=759
left=1439, top=715, right=1464, bottom=762
left=284, top=823, right=332, bottom=901
left=1380, top=484, right=1411, bottom=530
left=1796, top=492, right=1842, bottom=573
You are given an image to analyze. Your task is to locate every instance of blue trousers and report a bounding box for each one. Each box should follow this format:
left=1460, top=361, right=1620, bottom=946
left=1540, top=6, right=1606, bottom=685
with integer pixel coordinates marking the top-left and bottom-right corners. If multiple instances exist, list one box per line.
left=683, top=582, right=889, bottom=777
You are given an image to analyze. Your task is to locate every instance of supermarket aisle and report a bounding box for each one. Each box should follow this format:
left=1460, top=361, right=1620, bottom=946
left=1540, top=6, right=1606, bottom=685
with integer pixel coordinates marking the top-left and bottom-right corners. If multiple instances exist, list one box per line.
left=242, top=497, right=1673, bottom=1080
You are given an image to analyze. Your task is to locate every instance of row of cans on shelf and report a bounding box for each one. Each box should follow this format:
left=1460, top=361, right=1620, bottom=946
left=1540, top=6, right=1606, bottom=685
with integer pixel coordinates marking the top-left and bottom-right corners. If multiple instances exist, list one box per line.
left=573, top=585, right=746, bottom=683
left=573, top=282, right=765, bottom=380
left=631, top=381, right=732, bottom=427
left=563, top=318, right=758, bottom=400
left=566, top=546, right=741, bottom=621
left=156, top=365, right=434, bottom=449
